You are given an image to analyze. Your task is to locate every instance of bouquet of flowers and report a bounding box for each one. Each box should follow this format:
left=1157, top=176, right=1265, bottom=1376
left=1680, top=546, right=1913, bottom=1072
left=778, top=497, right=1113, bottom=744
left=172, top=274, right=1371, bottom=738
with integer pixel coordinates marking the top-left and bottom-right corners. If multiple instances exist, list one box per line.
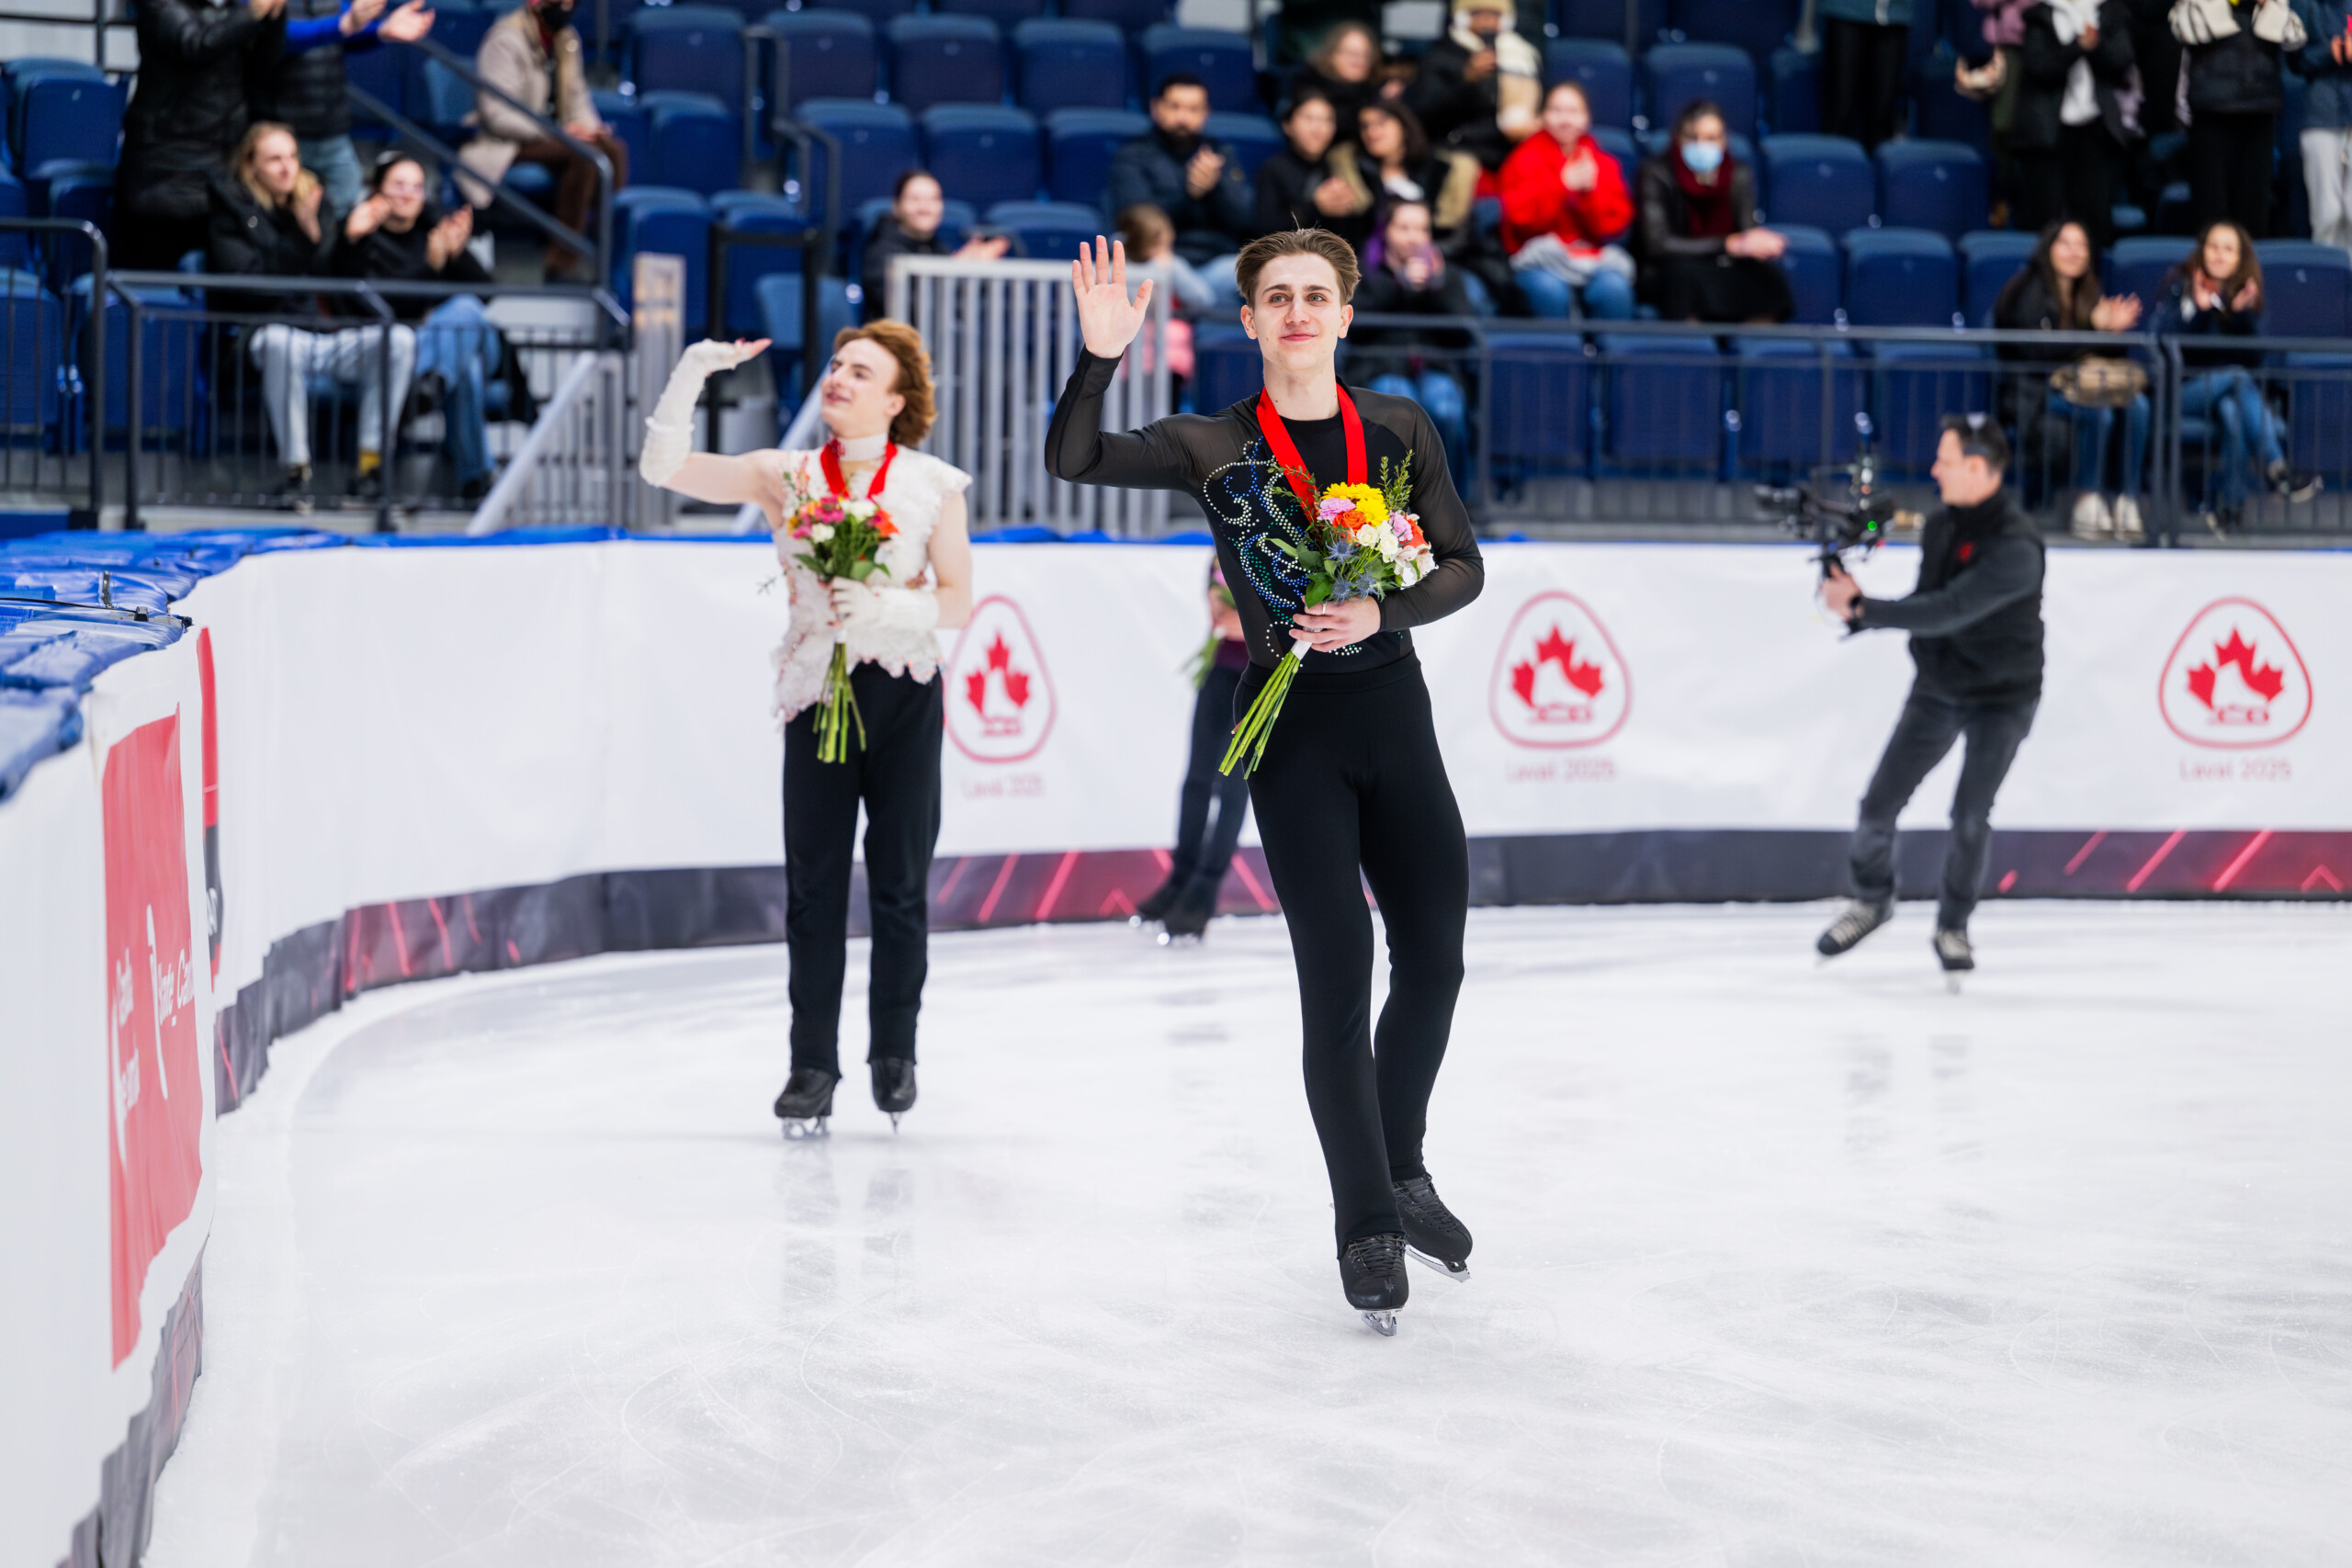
left=1220, top=456, right=1432, bottom=776
left=784, top=475, right=899, bottom=763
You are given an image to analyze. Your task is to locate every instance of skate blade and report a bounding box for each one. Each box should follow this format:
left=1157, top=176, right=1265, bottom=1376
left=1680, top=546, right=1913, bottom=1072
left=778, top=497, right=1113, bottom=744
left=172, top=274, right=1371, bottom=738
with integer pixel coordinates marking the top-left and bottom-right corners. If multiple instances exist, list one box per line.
left=1360, top=1310, right=1398, bottom=1337
left=888, top=1111, right=901, bottom=1132
left=1944, top=971, right=1967, bottom=994
left=1156, top=930, right=1204, bottom=947
left=1407, top=1247, right=1470, bottom=1283
left=780, top=1116, right=830, bottom=1141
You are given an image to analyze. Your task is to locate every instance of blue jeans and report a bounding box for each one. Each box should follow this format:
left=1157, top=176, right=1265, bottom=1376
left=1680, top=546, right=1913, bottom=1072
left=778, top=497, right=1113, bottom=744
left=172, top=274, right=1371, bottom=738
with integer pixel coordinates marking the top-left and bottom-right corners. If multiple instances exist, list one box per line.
left=2179, top=368, right=2284, bottom=507
left=2045, top=387, right=2149, bottom=495
left=297, top=135, right=365, bottom=221
left=417, top=296, right=497, bottom=486
left=1369, top=370, right=1467, bottom=479
left=1515, top=265, right=1634, bottom=321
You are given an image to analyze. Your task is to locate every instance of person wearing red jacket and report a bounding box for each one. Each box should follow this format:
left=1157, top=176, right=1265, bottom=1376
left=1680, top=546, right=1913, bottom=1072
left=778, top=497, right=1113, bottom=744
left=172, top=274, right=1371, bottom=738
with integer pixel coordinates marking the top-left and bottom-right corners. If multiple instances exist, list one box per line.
left=1498, top=81, right=1636, bottom=318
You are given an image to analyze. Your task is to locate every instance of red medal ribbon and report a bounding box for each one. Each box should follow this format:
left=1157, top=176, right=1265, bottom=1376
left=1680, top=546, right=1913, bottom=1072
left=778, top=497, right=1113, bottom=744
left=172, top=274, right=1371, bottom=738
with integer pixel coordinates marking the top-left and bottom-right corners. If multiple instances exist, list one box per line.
left=820, top=438, right=897, bottom=500
left=1254, top=386, right=1365, bottom=513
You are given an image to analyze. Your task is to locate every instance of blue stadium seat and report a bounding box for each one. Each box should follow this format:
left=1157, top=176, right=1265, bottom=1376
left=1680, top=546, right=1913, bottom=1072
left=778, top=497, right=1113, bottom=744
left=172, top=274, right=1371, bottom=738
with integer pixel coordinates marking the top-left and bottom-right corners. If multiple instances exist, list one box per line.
left=419, top=57, right=484, bottom=144
left=642, top=90, right=741, bottom=197
left=69, top=276, right=194, bottom=441
left=808, top=0, right=915, bottom=23
left=2255, top=241, right=2352, bottom=337
left=923, top=105, right=1043, bottom=210
left=1544, top=39, right=1634, bottom=130
left=12, top=73, right=122, bottom=179
left=2105, top=236, right=2185, bottom=309
left=1193, top=321, right=1260, bottom=412
left=1486, top=332, right=1590, bottom=468
left=1912, top=73, right=1994, bottom=161
left=1589, top=125, right=1639, bottom=175
left=1873, top=342, right=1991, bottom=471
left=1758, top=134, right=1871, bottom=236
left=763, top=10, right=879, bottom=118
left=712, top=191, right=810, bottom=339
left=986, top=198, right=1099, bottom=259
left=424, top=1, right=497, bottom=62
left=40, top=163, right=110, bottom=290
left=798, top=99, right=920, bottom=219
left=0, top=55, right=101, bottom=156
left=1600, top=334, right=1724, bottom=468
left=0, top=269, right=63, bottom=437
left=1775, top=222, right=1840, bottom=324
left=1047, top=108, right=1148, bottom=207
left=758, top=270, right=859, bottom=401
left=1062, top=0, right=1170, bottom=28
left=886, top=16, right=1006, bottom=114
left=1142, top=25, right=1258, bottom=113
left=630, top=6, right=746, bottom=100
left=1016, top=20, right=1128, bottom=114
left=0, top=171, right=27, bottom=271
left=1957, top=230, right=2037, bottom=326
left=1558, top=0, right=1666, bottom=46
left=614, top=187, right=713, bottom=323
left=1671, top=0, right=1797, bottom=69
left=1769, top=46, right=1817, bottom=134
left=1206, top=111, right=1283, bottom=180
left=1841, top=228, right=1958, bottom=327
left=2285, top=350, right=2352, bottom=482
left=1873, top=140, right=1985, bottom=242
left=1736, top=337, right=1860, bottom=469
left=344, top=37, right=406, bottom=133
left=936, top=0, right=1046, bottom=24
left=1643, top=43, right=1756, bottom=138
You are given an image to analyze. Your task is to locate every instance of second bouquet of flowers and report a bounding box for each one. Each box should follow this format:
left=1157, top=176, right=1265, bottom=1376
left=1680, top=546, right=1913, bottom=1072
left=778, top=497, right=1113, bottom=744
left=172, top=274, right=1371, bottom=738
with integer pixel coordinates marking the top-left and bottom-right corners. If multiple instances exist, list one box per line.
left=784, top=471, right=899, bottom=763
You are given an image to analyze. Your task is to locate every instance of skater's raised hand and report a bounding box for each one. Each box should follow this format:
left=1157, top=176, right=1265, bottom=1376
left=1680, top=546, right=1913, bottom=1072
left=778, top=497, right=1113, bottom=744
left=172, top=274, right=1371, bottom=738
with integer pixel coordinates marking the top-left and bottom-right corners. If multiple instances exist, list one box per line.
left=1072, top=236, right=1155, bottom=361
left=677, top=338, right=771, bottom=377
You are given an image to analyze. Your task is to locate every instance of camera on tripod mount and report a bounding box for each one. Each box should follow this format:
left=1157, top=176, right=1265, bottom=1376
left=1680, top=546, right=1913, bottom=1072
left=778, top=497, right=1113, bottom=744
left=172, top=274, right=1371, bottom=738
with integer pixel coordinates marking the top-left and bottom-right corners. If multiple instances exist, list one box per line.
left=1755, top=412, right=1918, bottom=576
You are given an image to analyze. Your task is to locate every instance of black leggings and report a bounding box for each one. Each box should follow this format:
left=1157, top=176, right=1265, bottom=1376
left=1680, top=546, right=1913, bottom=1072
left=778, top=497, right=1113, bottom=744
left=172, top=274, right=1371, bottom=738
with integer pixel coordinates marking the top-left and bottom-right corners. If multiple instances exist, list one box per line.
left=783, top=663, right=944, bottom=1074
left=1849, top=684, right=2039, bottom=931
left=1166, top=661, right=1251, bottom=902
left=1242, top=657, right=1470, bottom=1254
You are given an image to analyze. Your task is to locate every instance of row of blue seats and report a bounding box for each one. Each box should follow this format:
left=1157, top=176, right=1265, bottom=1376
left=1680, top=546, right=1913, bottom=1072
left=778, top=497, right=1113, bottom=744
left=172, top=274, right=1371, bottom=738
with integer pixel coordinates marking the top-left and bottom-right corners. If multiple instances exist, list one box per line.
left=0, top=57, right=121, bottom=186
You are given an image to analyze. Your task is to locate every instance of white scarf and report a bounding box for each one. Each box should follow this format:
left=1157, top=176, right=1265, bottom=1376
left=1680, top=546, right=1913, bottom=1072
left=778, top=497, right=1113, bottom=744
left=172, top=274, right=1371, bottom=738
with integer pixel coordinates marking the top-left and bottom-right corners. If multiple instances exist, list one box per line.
left=1449, top=7, right=1542, bottom=77
left=831, top=430, right=889, bottom=462
left=2050, top=0, right=2103, bottom=127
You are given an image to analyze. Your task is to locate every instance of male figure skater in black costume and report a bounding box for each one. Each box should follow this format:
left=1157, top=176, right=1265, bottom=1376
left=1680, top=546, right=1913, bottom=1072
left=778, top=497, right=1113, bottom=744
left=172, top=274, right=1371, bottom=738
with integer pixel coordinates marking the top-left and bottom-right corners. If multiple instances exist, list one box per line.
left=1046, top=230, right=1483, bottom=1335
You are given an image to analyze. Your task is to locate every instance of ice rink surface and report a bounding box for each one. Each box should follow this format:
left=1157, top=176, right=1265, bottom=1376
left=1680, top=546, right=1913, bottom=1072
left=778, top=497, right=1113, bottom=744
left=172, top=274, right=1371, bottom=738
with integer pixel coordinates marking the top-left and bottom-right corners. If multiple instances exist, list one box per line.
left=149, top=902, right=2352, bottom=1567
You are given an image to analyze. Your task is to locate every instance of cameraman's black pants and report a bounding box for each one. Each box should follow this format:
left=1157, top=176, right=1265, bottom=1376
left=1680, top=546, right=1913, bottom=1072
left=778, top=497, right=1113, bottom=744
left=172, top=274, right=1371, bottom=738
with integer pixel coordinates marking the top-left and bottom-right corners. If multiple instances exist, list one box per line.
left=784, top=665, right=943, bottom=1076
left=1849, top=685, right=2039, bottom=932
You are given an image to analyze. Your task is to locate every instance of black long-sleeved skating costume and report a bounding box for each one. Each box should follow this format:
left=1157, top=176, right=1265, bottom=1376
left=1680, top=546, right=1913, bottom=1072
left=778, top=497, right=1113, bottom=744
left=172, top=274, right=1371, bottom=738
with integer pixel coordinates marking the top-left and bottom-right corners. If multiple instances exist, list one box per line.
left=1045, top=351, right=1483, bottom=1250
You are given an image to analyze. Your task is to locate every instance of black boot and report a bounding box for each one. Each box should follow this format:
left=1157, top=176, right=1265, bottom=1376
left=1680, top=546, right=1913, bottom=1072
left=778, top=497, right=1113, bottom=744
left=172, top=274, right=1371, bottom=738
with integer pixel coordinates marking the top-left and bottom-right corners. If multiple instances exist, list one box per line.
left=1340, top=1233, right=1409, bottom=1336
left=1132, top=874, right=1182, bottom=924
left=773, top=1067, right=837, bottom=1139
left=1816, top=898, right=1894, bottom=958
left=871, top=1057, right=917, bottom=1128
left=1392, top=1175, right=1473, bottom=1281
left=1157, top=879, right=1218, bottom=943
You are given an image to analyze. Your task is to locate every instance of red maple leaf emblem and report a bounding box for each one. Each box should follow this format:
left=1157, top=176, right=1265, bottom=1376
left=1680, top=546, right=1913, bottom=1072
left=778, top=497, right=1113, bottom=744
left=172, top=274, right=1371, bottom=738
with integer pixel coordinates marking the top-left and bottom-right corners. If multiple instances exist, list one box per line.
left=967, top=633, right=1032, bottom=713
left=1510, top=626, right=1605, bottom=708
left=2187, top=626, right=2287, bottom=710
left=965, top=669, right=989, bottom=714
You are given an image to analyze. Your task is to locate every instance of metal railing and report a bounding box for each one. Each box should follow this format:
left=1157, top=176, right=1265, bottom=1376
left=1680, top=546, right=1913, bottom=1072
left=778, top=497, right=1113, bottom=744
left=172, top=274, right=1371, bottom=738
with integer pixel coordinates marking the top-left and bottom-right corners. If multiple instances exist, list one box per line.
left=468, top=348, right=632, bottom=533
left=0, top=219, right=107, bottom=525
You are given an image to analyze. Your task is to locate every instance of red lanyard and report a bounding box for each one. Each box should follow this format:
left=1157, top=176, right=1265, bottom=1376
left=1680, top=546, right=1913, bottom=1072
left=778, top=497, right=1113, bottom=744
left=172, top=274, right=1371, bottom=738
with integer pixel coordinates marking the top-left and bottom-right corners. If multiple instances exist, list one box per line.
left=1254, top=386, right=1365, bottom=514
left=820, top=438, right=897, bottom=499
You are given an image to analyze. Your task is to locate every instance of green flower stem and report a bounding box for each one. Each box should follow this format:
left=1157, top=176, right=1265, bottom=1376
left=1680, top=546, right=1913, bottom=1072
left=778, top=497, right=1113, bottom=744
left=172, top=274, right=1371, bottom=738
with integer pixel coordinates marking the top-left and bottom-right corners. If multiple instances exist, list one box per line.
left=1219, top=639, right=1305, bottom=777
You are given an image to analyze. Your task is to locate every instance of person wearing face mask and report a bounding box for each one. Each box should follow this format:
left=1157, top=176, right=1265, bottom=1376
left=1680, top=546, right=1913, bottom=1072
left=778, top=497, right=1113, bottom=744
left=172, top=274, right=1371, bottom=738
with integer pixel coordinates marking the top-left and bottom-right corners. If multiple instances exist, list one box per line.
left=335, top=153, right=504, bottom=502
left=460, top=0, right=629, bottom=281
left=861, top=170, right=1012, bottom=321
left=2011, top=0, right=2141, bottom=251
left=639, top=324, right=975, bottom=1136
left=1498, top=81, right=1636, bottom=320
left=1108, top=74, right=1259, bottom=293
left=1408, top=0, right=1543, bottom=171
left=1255, top=89, right=1376, bottom=249
left=210, top=122, right=419, bottom=510
left=1635, top=100, right=1794, bottom=323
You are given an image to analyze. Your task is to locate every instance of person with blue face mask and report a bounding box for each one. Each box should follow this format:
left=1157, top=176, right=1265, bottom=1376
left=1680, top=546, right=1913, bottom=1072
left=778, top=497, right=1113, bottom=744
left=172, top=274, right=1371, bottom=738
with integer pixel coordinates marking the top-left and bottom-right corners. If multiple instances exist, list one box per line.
left=1634, top=99, right=1796, bottom=322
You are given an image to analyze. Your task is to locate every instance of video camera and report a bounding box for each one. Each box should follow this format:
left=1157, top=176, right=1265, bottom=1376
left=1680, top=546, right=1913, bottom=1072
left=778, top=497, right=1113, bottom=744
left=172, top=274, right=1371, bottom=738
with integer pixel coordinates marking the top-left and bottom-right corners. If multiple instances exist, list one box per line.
left=1755, top=413, right=1916, bottom=578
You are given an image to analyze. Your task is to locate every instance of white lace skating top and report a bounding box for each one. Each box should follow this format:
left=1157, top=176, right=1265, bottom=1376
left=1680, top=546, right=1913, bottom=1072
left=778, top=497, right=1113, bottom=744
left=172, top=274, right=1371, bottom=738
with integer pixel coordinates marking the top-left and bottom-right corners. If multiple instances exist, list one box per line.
left=771, top=438, right=971, bottom=723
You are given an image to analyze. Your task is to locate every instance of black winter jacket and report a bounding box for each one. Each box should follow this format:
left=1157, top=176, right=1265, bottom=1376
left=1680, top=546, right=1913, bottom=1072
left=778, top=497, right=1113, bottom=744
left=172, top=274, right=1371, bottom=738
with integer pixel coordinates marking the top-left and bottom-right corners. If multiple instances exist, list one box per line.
left=2013, top=0, right=2141, bottom=150
left=207, top=170, right=334, bottom=321
left=1633, top=154, right=1760, bottom=260
left=1251, top=146, right=1374, bottom=248
left=1103, top=130, right=1256, bottom=265
left=2184, top=2, right=2287, bottom=115
left=118, top=0, right=284, bottom=224
left=258, top=0, right=380, bottom=141
left=331, top=204, right=494, bottom=320
left=1349, top=262, right=1476, bottom=382
left=1408, top=36, right=1510, bottom=168
left=1855, top=493, right=2047, bottom=703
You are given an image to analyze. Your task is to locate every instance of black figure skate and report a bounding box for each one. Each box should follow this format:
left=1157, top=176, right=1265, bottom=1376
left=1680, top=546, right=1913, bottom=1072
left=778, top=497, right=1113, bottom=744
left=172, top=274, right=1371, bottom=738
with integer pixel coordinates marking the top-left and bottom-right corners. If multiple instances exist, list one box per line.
left=1340, top=1233, right=1410, bottom=1336
left=1815, top=899, right=1893, bottom=959
left=1933, top=927, right=1974, bottom=993
left=1157, top=883, right=1216, bottom=945
left=1130, top=875, right=1182, bottom=928
left=773, top=1067, right=837, bottom=1139
left=1393, top=1175, right=1473, bottom=1282
left=872, top=1058, right=917, bottom=1130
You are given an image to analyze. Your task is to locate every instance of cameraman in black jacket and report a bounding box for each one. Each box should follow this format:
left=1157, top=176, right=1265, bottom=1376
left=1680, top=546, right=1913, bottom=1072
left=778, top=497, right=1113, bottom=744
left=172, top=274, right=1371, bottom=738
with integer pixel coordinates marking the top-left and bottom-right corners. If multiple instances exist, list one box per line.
left=1817, top=415, right=2043, bottom=976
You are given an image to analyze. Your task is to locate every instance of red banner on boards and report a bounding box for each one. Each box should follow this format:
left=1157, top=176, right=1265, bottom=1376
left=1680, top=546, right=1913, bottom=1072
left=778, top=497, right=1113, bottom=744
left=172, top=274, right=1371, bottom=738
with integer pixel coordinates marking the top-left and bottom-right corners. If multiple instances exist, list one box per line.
left=104, top=713, right=204, bottom=1367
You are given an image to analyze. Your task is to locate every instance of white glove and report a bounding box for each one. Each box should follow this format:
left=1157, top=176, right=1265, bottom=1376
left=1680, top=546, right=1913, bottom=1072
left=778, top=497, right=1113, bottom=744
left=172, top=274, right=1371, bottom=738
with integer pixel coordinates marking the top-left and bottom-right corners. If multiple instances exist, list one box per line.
left=639, top=339, right=765, bottom=487
left=831, top=579, right=939, bottom=637
left=2253, top=0, right=2305, bottom=46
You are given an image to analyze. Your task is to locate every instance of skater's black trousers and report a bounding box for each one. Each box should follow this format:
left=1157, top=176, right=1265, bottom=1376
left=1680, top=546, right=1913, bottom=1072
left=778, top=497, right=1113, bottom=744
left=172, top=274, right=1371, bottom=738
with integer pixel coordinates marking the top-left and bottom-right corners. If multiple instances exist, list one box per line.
left=1849, top=684, right=2039, bottom=931
left=1242, top=655, right=1469, bottom=1254
left=784, top=664, right=944, bottom=1074
left=1168, top=662, right=1251, bottom=900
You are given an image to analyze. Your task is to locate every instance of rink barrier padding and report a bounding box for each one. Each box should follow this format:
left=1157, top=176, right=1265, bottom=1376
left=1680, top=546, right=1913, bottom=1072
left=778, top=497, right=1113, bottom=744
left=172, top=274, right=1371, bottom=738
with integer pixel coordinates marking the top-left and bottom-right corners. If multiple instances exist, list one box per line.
left=56, top=1263, right=204, bottom=1568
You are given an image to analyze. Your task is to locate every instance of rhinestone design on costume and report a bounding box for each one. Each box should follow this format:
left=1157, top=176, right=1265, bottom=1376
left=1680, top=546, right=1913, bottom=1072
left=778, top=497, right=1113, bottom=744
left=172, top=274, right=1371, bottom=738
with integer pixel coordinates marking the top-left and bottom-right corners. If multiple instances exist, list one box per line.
left=1202, top=440, right=1369, bottom=663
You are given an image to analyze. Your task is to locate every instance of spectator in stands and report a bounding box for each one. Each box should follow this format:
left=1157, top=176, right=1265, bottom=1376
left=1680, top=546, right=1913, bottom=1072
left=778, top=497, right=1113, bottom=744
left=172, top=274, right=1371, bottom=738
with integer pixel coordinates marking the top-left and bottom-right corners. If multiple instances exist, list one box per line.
left=2290, top=0, right=2352, bottom=253
left=1350, top=198, right=1474, bottom=476
left=1993, top=220, right=2150, bottom=540
left=862, top=170, right=1012, bottom=320
left=1116, top=204, right=1211, bottom=394
left=459, top=0, right=630, bottom=281
left=336, top=153, right=502, bottom=502
left=209, top=123, right=417, bottom=509
left=1255, top=88, right=1375, bottom=249
left=2172, top=0, right=2302, bottom=235
left=259, top=0, right=437, bottom=220
left=1408, top=0, right=1542, bottom=172
left=1290, top=22, right=1397, bottom=147
left=1108, top=74, right=1256, bottom=294
left=1635, top=100, right=1793, bottom=323
left=2125, top=0, right=2184, bottom=131
left=1498, top=81, right=1635, bottom=321
left=2153, top=220, right=2322, bottom=527
left=2012, top=0, right=2140, bottom=251
left=116, top=0, right=292, bottom=270
left=1346, top=99, right=1499, bottom=302
left=1820, top=0, right=1914, bottom=151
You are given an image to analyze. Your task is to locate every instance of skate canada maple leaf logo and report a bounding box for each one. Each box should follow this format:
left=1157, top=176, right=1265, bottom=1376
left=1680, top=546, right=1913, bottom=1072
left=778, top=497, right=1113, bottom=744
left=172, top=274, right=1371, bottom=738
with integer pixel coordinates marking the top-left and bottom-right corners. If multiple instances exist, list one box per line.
left=2157, top=597, right=2312, bottom=749
left=1489, top=591, right=1630, bottom=748
left=944, top=595, right=1057, bottom=762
